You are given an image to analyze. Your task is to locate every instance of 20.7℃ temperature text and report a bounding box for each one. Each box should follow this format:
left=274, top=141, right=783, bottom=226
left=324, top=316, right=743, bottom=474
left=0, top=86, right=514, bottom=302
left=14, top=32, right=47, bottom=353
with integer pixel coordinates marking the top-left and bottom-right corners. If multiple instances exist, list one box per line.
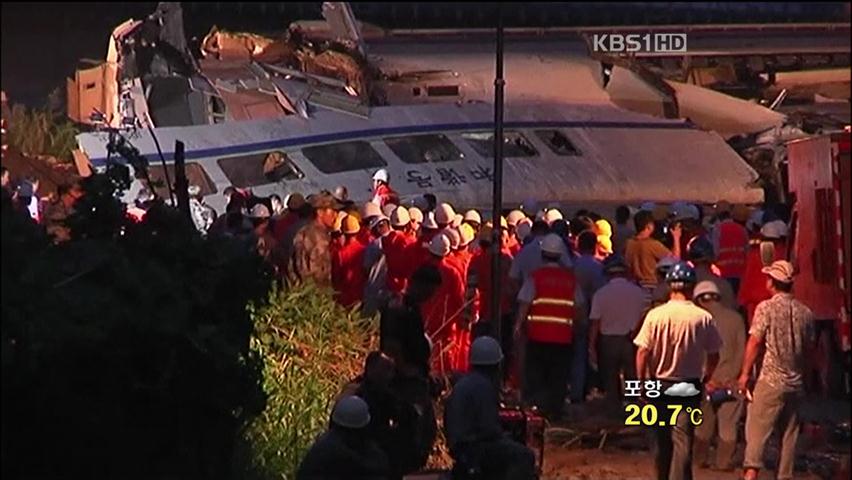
left=624, top=404, right=704, bottom=427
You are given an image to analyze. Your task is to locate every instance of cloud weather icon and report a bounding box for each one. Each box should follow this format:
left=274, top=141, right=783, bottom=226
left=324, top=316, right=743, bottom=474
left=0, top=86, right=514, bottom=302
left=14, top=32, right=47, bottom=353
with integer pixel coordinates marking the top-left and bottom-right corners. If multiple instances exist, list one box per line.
left=664, top=382, right=700, bottom=397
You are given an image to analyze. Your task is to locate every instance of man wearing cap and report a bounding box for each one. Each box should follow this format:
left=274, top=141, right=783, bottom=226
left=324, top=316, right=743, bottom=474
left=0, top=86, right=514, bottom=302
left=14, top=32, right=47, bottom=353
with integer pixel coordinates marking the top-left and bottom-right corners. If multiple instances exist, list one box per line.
left=650, top=256, right=679, bottom=308
left=739, top=260, right=815, bottom=480
left=738, top=220, right=789, bottom=324
left=407, top=207, right=424, bottom=239
left=371, top=169, right=399, bottom=208
left=434, top=203, right=456, bottom=230
left=710, top=201, right=749, bottom=295
left=690, top=280, right=745, bottom=471
left=272, top=192, right=306, bottom=242
left=515, top=234, right=580, bottom=421
left=626, top=210, right=682, bottom=293
left=248, top=204, right=283, bottom=273
left=297, top=395, right=390, bottom=479
left=506, top=210, right=527, bottom=255
left=634, top=262, right=722, bottom=480
left=463, top=209, right=482, bottom=234
left=332, top=215, right=368, bottom=308
left=589, top=254, right=647, bottom=404
left=359, top=201, right=383, bottom=245
left=509, top=219, right=572, bottom=291
left=444, top=336, right=536, bottom=480
left=287, top=192, right=342, bottom=287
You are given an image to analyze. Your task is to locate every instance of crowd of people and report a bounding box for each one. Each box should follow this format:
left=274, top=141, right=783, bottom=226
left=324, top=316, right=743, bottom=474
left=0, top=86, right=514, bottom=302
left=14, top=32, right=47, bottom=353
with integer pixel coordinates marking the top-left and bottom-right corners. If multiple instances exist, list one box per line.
left=4, top=165, right=818, bottom=480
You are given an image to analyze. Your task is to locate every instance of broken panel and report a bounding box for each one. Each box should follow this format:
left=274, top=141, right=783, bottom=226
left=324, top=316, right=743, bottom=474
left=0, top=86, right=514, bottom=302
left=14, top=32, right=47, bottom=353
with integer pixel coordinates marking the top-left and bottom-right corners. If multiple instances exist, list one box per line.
left=534, top=130, right=582, bottom=156
left=384, top=134, right=464, bottom=164
left=217, top=151, right=304, bottom=188
left=302, top=140, right=386, bottom=174
left=461, top=131, right=539, bottom=158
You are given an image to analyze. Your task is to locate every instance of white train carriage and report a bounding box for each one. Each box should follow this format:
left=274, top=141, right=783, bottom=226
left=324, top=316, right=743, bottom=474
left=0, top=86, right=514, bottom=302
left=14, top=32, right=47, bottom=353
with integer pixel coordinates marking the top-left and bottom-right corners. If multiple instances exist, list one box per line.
left=75, top=101, right=763, bottom=214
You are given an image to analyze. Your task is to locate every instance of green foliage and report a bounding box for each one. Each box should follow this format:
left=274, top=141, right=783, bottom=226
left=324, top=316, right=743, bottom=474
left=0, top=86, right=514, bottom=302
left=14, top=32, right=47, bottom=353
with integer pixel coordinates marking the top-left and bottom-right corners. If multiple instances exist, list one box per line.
left=1, top=173, right=272, bottom=479
left=7, top=104, right=79, bottom=162
left=241, top=284, right=377, bottom=479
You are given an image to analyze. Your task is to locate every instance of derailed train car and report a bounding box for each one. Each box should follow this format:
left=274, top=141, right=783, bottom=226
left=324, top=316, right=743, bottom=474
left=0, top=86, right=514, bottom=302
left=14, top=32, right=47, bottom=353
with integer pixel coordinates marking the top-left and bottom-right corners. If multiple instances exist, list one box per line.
left=74, top=100, right=764, bottom=214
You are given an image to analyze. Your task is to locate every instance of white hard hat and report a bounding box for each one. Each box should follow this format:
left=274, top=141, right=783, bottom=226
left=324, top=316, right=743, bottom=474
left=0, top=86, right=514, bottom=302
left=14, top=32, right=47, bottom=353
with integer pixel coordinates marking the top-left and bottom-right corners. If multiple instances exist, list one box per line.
left=408, top=207, right=424, bottom=224
left=390, top=206, right=410, bottom=227
left=760, top=220, right=788, bottom=239
left=422, top=211, right=439, bottom=230
left=516, top=220, right=532, bottom=242
left=435, top=203, right=456, bottom=225
left=248, top=204, right=271, bottom=219
left=428, top=233, right=452, bottom=257
left=469, top=336, right=504, bottom=366
left=544, top=208, right=563, bottom=225
left=382, top=203, right=398, bottom=218
left=369, top=214, right=390, bottom=230
left=331, top=395, right=371, bottom=429
left=506, top=210, right=526, bottom=227
left=463, top=209, right=482, bottom=225
left=373, top=169, right=389, bottom=183
left=452, top=213, right=463, bottom=229
left=693, top=280, right=721, bottom=300
left=361, top=201, right=382, bottom=219
left=444, top=228, right=461, bottom=250
left=541, top=233, right=565, bottom=256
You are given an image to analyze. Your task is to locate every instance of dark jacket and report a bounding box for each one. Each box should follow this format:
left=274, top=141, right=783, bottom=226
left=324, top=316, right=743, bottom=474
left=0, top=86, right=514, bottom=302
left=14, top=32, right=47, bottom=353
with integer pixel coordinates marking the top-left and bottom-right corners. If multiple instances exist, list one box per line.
left=296, top=428, right=390, bottom=480
left=444, top=369, right=503, bottom=456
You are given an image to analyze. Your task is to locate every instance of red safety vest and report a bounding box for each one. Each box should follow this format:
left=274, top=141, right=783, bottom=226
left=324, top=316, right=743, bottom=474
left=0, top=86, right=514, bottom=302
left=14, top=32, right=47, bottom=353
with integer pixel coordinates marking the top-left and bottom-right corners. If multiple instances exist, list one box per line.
left=716, top=221, right=748, bottom=278
left=526, top=265, right=575, bottom=344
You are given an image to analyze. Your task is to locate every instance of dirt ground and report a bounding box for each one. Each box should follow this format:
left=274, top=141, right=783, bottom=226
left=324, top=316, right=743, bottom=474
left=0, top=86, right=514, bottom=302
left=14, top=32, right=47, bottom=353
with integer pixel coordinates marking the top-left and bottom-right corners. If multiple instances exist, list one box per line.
left=540, top=396, right=851, bottom=480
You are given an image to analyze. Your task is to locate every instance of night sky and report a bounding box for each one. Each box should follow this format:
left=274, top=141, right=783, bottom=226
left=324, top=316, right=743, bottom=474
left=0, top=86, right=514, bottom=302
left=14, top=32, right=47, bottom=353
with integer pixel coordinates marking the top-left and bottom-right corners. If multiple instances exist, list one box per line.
left=2, top=2, right=848, bottom=108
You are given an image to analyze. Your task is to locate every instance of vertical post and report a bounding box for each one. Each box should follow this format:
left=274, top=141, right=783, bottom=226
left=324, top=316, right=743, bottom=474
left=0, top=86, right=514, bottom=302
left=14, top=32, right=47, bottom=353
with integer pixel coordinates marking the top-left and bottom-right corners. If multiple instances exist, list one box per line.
left=490, top=5, right=505, bottom=342
left=174, top=140, right=191, bottom=222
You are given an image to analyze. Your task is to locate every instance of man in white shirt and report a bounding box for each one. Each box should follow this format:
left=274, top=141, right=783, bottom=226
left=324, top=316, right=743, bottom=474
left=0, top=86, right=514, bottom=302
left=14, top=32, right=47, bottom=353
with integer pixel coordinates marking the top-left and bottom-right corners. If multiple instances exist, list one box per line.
left=589, top=254, right=649, bottom=403
left=634, top=262, right=722, bottom=480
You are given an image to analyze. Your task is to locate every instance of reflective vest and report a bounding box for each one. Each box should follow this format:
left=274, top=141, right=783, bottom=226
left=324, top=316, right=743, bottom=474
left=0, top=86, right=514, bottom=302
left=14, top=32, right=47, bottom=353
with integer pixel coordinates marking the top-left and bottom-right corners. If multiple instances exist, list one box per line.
left=527, top=265, right=575, bottom=344
left=716, top=221, right=748, bottom=278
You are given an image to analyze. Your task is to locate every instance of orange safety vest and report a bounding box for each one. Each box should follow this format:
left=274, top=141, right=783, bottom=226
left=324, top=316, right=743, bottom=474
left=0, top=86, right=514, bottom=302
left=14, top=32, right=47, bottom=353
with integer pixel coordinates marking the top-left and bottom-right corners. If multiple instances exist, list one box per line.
left=527, top=265, right=575, bottom=344
left=716, top=221, right=748, bottom=278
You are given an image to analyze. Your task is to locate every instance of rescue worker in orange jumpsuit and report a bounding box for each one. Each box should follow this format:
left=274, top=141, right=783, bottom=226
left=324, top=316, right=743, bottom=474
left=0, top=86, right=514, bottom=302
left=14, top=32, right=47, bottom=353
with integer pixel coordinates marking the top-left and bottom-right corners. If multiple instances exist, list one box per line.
left=711, top=202, right=749, bottom=295
left=358, top=201, right=382, bottom=245
left=505, top=210, right=527, bottom=256
left=407, top=207, right=423, bottom=240
left=738, top=220, right=789, bottom=324
left=384, top=206, right=417, bottom=294
left=514, top=234, right=578, bottom=421
left=468, top=222, right=516, bottom=383
left=332, top=215, right=368, bottom=309
left=421, top=233, right=466, bottom=375
left=447, top=223, right=477, bottom=372
left=371, top=169, right=399, bottom=208
left=434, top=203, right=456, bottom=230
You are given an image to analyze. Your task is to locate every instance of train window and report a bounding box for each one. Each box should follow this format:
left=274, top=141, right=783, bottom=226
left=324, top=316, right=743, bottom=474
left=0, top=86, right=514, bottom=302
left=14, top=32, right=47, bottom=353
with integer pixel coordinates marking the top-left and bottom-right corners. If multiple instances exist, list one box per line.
left=534, top=129, right=581, bottom=156
left=427, top=85, right=459, bottom=97
left=217, top=151, right=304, bottom=188
left=138, top=162, right=217, bottom=198
left=384, top=134, right=465, bottom=164
left=461, top=131, right=538, bottom=158
left=302, top=141, right=387, bottom=174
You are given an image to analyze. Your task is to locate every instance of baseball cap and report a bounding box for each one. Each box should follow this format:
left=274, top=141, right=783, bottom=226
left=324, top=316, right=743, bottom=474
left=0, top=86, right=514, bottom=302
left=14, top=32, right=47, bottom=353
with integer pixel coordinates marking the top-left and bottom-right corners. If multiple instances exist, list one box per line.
left=762, top=260, right=795, bottom=283
left=693, top=280, right=721, bottom=300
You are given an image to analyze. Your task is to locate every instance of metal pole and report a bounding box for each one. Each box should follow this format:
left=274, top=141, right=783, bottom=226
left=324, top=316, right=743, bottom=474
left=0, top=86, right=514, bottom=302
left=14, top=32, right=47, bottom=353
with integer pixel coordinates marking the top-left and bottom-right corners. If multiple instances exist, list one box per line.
left=174, top=140, right=191, bottom=223
left=490, top=4, right=505, bottom=342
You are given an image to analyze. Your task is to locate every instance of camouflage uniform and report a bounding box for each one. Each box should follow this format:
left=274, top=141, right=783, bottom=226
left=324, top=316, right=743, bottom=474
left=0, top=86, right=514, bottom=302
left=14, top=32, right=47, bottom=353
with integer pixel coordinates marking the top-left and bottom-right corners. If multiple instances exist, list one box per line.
left=287, top=193, right=342, bottom=287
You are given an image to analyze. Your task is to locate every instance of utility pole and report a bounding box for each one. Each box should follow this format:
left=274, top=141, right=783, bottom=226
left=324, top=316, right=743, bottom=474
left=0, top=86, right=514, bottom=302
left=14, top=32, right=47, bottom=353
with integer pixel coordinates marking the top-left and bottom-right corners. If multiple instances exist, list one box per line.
left=489, top=4, right=505, bottom=343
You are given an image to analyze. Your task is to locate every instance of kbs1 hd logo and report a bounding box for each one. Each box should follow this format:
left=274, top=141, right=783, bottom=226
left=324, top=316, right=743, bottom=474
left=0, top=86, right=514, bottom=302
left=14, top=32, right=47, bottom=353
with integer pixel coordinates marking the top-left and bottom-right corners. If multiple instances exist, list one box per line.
left=592, top=33, right=687, bottom=53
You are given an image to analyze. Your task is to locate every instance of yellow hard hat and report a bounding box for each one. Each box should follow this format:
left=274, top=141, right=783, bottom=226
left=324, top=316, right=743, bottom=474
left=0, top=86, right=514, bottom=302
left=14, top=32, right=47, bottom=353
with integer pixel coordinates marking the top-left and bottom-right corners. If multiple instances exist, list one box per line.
left=332, top=211, right=346, bottom=232
left=458, top=223, right=476, bottom=246
left=594, top=219, right=612, bottom=238
left=597, top=235, right=613, bottom=255
left=342, top=215, right=360, bottom=235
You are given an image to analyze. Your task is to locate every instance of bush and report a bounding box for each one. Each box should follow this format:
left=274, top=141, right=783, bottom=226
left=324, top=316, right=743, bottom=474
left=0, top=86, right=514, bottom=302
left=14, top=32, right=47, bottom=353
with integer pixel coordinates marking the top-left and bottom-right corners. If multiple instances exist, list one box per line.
left=241, top=284, right=377, bottom=478
left=1, top=170, right=271, bottom=479
left=7, top=104, right=79, bottom=163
